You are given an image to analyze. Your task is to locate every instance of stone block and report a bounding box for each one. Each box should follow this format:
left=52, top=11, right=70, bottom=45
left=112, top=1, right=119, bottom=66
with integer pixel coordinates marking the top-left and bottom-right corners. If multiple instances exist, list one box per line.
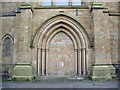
left=92, top=65, right=112, bottom=81
left=108, top=65, right=116, bottom=78
left=12, top=63, right=35, bottom=81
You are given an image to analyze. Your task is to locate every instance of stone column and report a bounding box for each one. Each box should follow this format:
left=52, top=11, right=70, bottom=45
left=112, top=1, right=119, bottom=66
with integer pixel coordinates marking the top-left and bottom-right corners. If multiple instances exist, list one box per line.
left=78, top=49, right=82, bottom=76
left=75, top=49, right=78, bottom=75
left=41, top=49, right=45, bottom=75
left=91, top=3, right=115, bottom=81
left=12, top=7, right=34, bottom=81
left=81, top=0, right=92, bottom=6
left=51, top=0, right=55, bottom=6
left=68, top=0, right=72, bottom=6
left=0, top=3, right=2, bottom=87
left=81, top=48, right=86, bottom=75
left=45, top=49, right=49, bottom=75
left=0, top=2, right=2, bottom=75
left=32, top=0, right=43, bottom=7
left=18, top=9, right=32, bottom=63
left=37, top=48, right=41, bottom=75
left=39, top=0, right=43, bottom=6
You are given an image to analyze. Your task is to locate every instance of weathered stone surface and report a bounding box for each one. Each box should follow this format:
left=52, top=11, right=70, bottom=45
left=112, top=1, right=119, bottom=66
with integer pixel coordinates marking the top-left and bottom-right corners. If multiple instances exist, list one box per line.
left=92, top=65, right=112, bottom=81
left=48, top=32, right=75, bottom=76
left=92, top=8, right=116, bottom=80
left=12, top=63, right=34, bottom=81
left=0, top=1, right=119, bottom=80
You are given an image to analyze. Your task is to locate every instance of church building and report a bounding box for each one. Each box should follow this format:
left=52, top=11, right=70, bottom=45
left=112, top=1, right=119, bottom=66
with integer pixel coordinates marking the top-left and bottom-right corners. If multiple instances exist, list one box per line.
left=0, top=0, right=120, bottom=81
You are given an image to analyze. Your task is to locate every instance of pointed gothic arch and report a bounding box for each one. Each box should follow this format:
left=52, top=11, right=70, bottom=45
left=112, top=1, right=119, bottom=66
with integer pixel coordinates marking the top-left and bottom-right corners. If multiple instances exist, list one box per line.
left=2, top=34, right=14, bottom=64
left=33, top=14, right=92, bottom=76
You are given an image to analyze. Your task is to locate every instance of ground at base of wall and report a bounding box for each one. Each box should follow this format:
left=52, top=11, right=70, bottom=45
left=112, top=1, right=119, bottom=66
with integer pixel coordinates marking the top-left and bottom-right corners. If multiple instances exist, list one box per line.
left=2, top=79, right=119, bottom=88
left=2, top=75, right=119, bottom=82
left=33, top=76, right=85, bottom=82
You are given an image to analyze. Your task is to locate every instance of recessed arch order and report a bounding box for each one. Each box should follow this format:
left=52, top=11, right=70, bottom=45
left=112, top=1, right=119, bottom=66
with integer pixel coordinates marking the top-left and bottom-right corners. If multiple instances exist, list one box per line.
left=33, top=14, right=92, bottom=76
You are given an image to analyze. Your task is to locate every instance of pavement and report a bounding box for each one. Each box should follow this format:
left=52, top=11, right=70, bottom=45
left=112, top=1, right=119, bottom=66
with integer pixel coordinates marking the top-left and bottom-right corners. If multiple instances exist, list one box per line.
left=2, top=79, right=119, bottom=89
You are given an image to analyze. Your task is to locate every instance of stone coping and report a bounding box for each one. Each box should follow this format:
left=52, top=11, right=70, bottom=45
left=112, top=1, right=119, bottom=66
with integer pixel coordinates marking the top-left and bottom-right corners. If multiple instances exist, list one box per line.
left=16, top=63, right=31, bottom=65
left=109, top=13, right=120, bottom=16
left=34, top=5, right=89, bottom=9
left=93, top=63, right=120, bottom=66
left=20, top=6, right=32, bottom=9
left=92, top=3, right=102, bottom=6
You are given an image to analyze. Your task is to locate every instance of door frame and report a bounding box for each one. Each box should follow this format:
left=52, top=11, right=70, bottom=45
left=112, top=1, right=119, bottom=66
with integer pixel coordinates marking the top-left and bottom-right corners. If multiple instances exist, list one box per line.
left=32, top=15, right=91, bottom=76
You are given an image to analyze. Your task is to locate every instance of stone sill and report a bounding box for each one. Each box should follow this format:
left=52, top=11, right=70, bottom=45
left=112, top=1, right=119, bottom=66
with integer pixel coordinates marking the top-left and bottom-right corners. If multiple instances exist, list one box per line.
left=20, top=6, right=32, bottom=9
left=103, top=10, right=109, bottom=13
left=93, top=63, right=120, bottom=66
left=16, top=63, right=31, bottom=65
left=92, top=3, right=102, bottom=6
left=34, top=5, right=89, bottom=9
left=92, top=6, right=104, bottom=9
left=109, top=13, right=120, bottom=16
left=0, top=15, right=16, bottom=17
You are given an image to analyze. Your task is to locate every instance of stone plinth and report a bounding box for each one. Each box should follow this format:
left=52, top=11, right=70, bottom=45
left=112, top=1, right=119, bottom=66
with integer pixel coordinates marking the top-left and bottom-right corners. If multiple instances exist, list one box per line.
left=108, top=65, right=116, bottom=78
left=92, top=65, right=112, bottom=81
left=12, top=63, right=34, bottom=81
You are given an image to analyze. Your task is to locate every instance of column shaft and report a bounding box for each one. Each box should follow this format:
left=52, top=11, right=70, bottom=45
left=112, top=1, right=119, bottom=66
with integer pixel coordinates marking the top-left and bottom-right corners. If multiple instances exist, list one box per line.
left=82, top=48, right=86, bottom=75
left=51, top=0, right=55, bottom=6
left=68, top=0, right=72, bottom=6
left=78, top=49, right=82, bottom=75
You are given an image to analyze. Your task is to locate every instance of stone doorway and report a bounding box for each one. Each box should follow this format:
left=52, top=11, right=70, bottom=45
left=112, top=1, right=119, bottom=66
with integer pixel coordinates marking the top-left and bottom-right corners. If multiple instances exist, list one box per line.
left=34, top=15, right=92, bottom=76
left=47, top=32, right=76, bottom=77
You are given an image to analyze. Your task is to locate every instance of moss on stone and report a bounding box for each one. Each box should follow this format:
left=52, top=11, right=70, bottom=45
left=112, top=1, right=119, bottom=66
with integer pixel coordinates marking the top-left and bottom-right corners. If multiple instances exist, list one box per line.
left=103, top=7, right=109, bottom=13
left=35, top=5, right=89, bottom=9
left=12, top=63, right=35, bottom=81
left=92, top=65, right=112, bottom=81
left=12, top=76, right=35, bottom=81
left=92, top=6, right=104, bottom=9
left=92, top=2, right=105, bottom=9
left=21, top=3, right=32, bottom=6
left=20, top=6, right=32, bottom=9
left=92, top=76, right=112, bottom=81
left=92, top=3, right=102, bottom=6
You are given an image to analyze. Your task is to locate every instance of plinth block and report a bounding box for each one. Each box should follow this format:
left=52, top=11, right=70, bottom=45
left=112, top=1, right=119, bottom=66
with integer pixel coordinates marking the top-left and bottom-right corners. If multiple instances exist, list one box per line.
left=92, top=65, right=112, bottom=81
left=12, top=63, right=35, bottom=81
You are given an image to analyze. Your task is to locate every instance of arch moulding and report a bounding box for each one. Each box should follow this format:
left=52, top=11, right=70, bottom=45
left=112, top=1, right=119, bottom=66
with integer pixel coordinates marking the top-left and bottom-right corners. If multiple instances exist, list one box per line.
left=33, top=15, right=92, bottom=76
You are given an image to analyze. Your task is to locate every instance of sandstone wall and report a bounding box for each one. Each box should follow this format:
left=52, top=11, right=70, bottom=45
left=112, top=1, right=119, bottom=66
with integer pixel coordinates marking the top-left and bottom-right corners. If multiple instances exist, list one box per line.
left=1, top=2, right=119, bottom=76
